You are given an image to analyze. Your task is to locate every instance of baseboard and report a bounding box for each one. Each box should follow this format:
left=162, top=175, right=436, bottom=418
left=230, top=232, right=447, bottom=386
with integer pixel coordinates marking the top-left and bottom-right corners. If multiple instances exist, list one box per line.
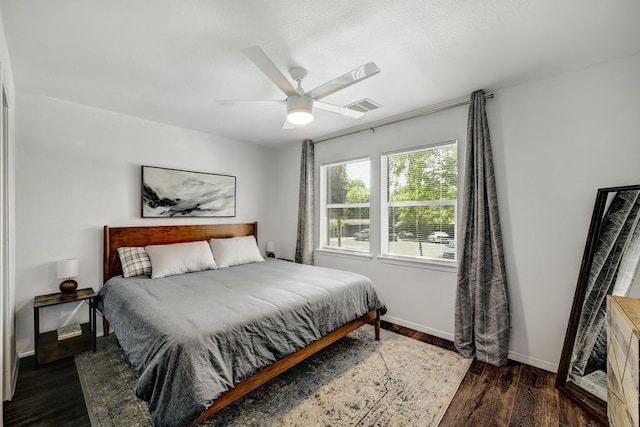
left=18, top=349, right=34, bottom=358
left=383, top=315, right=558, bottom=373
left=507, top=350, right=558, bottom=373
left=382, top=315, right=454, bottom=341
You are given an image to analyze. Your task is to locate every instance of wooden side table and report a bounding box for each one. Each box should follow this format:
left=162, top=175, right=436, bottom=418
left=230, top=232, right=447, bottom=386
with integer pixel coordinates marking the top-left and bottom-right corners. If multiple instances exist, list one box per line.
left=33, top=287, right=97, bottom=369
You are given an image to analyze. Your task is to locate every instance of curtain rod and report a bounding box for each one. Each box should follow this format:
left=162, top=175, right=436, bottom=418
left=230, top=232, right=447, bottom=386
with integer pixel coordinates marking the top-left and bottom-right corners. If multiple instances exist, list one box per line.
left=312, top=93, right=494, bottom=144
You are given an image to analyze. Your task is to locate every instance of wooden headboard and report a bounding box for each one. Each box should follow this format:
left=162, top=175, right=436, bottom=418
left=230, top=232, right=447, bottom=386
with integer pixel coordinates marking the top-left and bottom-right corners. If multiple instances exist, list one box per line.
left=103, top=222, right=258, bottom=282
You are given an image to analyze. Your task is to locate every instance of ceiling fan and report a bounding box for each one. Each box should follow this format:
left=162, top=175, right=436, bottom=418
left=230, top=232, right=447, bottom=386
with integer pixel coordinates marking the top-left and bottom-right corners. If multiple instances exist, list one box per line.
left=217, top=46, right=380, bottom=128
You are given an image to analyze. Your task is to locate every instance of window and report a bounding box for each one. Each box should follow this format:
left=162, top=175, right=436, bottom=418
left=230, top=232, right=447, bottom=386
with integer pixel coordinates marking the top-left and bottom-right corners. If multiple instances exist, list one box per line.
left=320, top=158, right=370, bottom=252
left=382, top=142, right=457, bottom=262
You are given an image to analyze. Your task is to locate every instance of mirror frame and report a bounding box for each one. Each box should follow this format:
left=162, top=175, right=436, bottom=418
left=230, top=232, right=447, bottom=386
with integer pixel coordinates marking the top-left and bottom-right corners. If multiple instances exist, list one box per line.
left=556, top=183, right=640, bottom=425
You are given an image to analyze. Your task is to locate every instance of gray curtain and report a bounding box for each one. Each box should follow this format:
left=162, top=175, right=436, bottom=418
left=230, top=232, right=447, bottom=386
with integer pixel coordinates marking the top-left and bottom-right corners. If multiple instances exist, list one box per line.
left=454, top=90, right=510, bottom=367
left=569, top=190, right=640, bottom=380
left=295, top=139, right=314, bottom=265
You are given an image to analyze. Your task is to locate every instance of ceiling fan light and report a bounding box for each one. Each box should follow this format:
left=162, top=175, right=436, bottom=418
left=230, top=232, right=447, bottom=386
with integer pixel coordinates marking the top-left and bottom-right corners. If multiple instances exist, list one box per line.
left=286, top=94, right=314, bottom=125
left=287, top=109, right=314, bottom=125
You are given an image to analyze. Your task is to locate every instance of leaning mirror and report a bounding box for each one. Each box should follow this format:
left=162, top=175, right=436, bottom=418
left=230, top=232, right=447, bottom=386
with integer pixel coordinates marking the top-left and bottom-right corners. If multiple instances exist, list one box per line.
left=557, top=184, right=640, bottom=424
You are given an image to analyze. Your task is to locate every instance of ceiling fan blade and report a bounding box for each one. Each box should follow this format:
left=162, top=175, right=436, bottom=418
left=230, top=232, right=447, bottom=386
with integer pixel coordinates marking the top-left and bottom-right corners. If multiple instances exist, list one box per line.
left=243, top=46, right=298, bottom=97
left=306, top=62, right=380, bottom=100
left=314, top=101, right=365, bottom=119
left=282, top=120, right=296, bottom=130
left=215, top=100, right=284, bottom=106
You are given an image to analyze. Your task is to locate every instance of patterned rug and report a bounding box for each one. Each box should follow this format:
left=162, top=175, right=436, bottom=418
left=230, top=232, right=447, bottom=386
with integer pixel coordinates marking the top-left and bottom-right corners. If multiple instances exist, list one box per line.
left=76, top=325, right=471, bottom=426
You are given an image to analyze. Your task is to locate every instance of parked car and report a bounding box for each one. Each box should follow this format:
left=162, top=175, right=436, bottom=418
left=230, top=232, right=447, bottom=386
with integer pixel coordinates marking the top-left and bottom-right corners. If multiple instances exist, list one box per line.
left=442, top=240, right=456, bottom=259
left=398, top=231, right=415, bottom=240
left=353, top=228, right=369, bottom=241
left=427, top=231, right=450, bottom=244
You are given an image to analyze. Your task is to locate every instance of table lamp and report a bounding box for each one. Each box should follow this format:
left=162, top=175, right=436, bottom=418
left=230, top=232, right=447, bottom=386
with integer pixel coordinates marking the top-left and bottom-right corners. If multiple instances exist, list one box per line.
left=266, top=241, right=276, bottom=258
left=57, top=258, right=79, bottom=294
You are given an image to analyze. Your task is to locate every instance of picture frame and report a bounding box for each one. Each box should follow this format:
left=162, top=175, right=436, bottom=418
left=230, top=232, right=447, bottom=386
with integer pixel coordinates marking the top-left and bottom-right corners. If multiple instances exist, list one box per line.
left=141, top=166, right=236, bottom=218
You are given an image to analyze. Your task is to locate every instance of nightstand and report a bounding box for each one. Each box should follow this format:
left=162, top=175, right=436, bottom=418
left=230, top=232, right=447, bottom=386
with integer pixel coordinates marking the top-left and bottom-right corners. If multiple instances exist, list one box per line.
left=33, top=288, right=97, bottom=369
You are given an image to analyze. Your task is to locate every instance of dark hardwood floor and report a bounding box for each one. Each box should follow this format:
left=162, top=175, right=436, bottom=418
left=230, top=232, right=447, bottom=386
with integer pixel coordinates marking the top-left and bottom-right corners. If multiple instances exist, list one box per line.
left=3, top=321, right=602, bottom=426
left=382, top=322, right=602, bottom=427
left=3, top=356, right=90, bottom=426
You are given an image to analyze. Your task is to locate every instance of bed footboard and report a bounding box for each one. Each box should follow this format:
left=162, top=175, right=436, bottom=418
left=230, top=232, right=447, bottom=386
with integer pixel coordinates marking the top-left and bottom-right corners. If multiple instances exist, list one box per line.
left=192, top=309, right=380, bottom=425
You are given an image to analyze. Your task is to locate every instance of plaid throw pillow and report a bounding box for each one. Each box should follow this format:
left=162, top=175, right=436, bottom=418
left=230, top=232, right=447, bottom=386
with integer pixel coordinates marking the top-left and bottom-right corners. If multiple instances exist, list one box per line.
left=117, top=247, right=152, bottom=278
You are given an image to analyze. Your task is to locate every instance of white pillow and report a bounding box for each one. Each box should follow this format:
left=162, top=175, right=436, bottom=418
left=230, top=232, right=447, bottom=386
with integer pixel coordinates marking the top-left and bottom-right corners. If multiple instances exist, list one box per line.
left=145, top=241, right=217, bottom=279
left=209, top=236, right=264, bottom=268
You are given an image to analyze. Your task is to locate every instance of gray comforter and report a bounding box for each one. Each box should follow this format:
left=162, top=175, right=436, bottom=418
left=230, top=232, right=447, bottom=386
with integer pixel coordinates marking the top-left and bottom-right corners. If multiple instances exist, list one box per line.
left=98, top=259, right=386, bottom=426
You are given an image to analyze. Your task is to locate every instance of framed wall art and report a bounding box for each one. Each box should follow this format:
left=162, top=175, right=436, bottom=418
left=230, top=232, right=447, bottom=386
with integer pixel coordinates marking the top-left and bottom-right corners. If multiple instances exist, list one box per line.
left=141, top=166, right=236, bottom=217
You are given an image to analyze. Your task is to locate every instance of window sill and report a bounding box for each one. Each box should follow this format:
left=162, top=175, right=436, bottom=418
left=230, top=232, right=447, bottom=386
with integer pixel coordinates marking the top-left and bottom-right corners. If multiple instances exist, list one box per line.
left=377, top=254, right=457, bottom=272
left=315, top=248, right=373, bottom=261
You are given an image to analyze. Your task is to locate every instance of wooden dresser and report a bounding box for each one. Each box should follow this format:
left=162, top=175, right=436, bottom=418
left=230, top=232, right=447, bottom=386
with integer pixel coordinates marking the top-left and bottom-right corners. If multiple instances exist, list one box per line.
left=608, top=295, right=640, bottom=427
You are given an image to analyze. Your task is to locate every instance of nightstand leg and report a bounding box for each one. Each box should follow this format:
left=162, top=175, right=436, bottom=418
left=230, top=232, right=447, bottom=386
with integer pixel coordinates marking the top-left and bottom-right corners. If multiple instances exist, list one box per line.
left=91, top=297, right=97, bottom=352
left=34, top=307, right=39, bottom=370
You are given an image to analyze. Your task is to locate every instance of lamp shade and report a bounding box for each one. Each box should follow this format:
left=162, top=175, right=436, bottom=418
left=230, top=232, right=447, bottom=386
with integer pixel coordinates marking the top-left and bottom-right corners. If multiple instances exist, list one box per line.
left=286, top=95, right=314, bottom=125
left=266, top=241, right=276, bottom=253
left=57, top=258, right=79, bottom=279
left=287, top=110, right=313, bottom=125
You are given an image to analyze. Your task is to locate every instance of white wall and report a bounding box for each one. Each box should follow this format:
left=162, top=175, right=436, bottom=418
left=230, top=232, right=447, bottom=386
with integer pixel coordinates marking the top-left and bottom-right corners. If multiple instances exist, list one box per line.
left=277, top=52, right=640, bottom=371
left=490, top=52, right=640, bottom=369
left=14, top=93, right=280, bottom=356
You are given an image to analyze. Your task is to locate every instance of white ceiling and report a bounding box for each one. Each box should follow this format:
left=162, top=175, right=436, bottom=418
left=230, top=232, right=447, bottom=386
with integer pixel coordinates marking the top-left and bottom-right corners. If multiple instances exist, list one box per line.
left=2, top=0, right=640, bottom=148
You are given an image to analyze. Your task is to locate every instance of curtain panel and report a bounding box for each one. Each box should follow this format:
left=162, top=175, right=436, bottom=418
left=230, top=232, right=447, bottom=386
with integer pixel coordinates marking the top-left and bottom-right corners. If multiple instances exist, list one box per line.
left=295, top=139, right=314, bottom=265
left=454, top=90, right=510, bottom=367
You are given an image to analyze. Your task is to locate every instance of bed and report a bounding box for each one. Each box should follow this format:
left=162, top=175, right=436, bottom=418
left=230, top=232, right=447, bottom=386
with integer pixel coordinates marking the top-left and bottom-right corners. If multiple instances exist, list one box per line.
left=99, top=223, right=386, bottom=426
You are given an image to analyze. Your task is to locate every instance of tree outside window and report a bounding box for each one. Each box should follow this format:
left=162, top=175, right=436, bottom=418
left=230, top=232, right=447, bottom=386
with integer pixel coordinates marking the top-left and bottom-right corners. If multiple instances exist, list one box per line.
left=383, top=143, right=457, bottom=261
left=322, top=159, right=370, bottom=252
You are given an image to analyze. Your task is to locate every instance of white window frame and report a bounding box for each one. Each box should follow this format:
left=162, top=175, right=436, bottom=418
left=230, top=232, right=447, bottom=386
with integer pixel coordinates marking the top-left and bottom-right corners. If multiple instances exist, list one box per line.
left=319, top=157, right=371, bottom=256
left=380, top=141, right=458, bottom=268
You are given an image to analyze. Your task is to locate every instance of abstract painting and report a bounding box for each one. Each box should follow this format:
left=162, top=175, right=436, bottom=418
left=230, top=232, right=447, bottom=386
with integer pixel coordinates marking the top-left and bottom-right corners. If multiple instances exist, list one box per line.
left=141, top=166, right=236, bottom=217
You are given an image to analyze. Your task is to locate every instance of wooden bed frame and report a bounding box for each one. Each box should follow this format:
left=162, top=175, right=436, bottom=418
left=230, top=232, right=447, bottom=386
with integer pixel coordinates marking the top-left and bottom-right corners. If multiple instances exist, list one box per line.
left=101, top=222, right=381, bottom=426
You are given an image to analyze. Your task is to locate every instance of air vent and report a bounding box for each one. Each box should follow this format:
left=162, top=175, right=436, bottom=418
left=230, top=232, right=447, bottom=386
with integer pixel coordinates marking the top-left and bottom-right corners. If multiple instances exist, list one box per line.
left=346, top=98, right=382, bottom=113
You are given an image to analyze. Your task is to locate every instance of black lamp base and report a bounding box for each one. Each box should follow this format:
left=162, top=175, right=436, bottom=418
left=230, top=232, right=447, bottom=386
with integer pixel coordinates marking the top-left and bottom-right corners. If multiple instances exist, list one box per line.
left=60, top=279, right=78, bottom=294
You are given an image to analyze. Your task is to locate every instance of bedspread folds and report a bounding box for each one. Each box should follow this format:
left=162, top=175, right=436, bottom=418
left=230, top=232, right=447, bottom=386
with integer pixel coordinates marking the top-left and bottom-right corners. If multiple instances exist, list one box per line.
left=98, top=258, right=386, bottom=426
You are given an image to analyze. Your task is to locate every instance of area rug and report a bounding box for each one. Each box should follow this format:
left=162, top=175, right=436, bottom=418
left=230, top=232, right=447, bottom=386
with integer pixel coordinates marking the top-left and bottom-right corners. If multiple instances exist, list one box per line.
left=76, top=325, right=471, bottom=426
